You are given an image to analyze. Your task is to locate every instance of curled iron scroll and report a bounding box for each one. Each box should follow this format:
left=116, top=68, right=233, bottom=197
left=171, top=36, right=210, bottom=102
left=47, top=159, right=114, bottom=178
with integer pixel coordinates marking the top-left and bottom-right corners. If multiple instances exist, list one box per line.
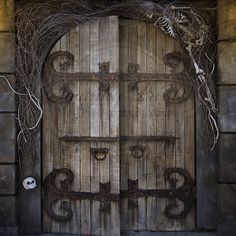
left=43, top=168, right=74, bottom=222
left=43, top=51, right=74, bottom=102
left=164, top=82, right=193, bottom=103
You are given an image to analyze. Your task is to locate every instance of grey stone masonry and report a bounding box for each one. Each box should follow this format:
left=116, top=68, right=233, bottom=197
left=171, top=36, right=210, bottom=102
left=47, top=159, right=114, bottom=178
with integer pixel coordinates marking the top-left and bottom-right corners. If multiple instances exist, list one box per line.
left=217, top=0, right=236, bottom=235
left=0, top=0, right=17, bottom=236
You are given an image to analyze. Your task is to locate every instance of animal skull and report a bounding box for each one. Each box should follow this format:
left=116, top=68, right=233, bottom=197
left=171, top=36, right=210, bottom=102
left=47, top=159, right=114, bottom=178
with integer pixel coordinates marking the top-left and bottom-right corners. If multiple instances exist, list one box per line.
left=23, top=177, right=37, bottom=190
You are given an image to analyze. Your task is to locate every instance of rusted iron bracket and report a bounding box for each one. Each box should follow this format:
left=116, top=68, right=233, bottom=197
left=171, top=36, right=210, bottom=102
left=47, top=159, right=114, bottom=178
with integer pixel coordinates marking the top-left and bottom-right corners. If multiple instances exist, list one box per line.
left=59, top=135, right=178, bottom=144
left=121, top=167, right=195, bottom=219
left=43, top=51, right=192, bottom=103
left=43, top=167, right=194, bottom=222
left=43, top=168, right=119, bottom=222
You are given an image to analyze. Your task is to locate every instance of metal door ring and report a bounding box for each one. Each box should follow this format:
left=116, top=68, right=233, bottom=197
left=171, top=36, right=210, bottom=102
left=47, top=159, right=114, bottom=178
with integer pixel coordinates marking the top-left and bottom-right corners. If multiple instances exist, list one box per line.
left=91, top=148, right=109, bottom=161
left=129, top=145, right=145, bottom=158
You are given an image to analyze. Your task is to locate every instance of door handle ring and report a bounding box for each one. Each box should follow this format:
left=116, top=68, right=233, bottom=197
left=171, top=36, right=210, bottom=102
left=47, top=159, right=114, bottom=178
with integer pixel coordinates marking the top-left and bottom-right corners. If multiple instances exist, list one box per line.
left=91, top=148, right=109, bottom=161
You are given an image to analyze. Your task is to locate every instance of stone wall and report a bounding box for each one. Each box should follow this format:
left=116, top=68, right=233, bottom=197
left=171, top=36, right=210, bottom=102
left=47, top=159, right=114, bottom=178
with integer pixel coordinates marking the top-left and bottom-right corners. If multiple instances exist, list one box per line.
left=0, top=0, right=18, bottom=236
left=217, top=0, right=236, bottom=235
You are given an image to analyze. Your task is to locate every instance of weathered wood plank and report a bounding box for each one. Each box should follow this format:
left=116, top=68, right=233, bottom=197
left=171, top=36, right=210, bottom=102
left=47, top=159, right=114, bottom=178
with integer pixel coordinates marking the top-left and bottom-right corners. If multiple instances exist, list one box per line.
left=155, top=28, right=166, bottom=231
left=108, top=16, right=120, bottom=236
left=79, top=21, right=91, bottom=236
left=128, top=20, right=139, bottom=231
left=136, top=21, right=147, bottom=231
left=89, top=18, right=100, bottom=236
left=98, top=17, right=111, bottom=236
left=164, top=34, right=176, bottom=231
left=146, top=23, right=157, bottom=231
left=120, top=18, right=129, bottom=232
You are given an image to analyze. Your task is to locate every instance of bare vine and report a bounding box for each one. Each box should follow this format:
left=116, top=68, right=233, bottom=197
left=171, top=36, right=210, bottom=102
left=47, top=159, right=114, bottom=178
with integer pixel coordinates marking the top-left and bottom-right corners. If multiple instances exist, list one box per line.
left=13, top=0, right=217, bottom=177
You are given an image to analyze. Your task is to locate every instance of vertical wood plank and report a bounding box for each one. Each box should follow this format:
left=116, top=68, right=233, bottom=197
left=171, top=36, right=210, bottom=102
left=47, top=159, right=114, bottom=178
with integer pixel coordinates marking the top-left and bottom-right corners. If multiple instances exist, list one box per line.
left=119, top=18, right=129, bottom=232
left=164, top=35, right=176, bottom=231
left=89, top=19, right=101, bottom=236
left=155, top=28, right=166, bottom=231
left=99, top=17, right=110, bottom=236
left=137, top=21, right=147, bottom=231
left=79, top=21, right=91, bottom=236
left=109, top=16, right=120, bottom=236
left=146, top=23, right=157, bottom=231
left=128, top=20, right=139, bottom=231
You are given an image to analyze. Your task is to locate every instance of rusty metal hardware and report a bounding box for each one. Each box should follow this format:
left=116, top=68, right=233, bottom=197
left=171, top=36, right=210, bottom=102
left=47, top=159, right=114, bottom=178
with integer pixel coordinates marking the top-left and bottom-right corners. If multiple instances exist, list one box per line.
left=128, top=63, right=139, bottom=91
left=43, top=167, right=194, bottom=221
left=129, top=145, right=145, bottom=158
left=91, top=148, right=109, bottom=161
left=128, top=63, right=139, bottom=73
left=164, top=52, right=184, bottom=73
left=44, top=51, right=192, bottom=103
left=60, top=135, right=177, bottom=143
left=121, top=167, right=195, bottom=219
left=98, top=62, right=110, bottom=91
left=43, top=51, right=74, bottom=103
left=164, top=82, right=193, bottom=103
left=43, top=168, right=119, bottom=222
left=99, top=62, right=110, bottom=73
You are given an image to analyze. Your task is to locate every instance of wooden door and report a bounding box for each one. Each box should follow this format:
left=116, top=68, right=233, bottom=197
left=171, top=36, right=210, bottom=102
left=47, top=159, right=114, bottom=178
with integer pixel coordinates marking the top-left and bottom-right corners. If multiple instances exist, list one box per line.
left=42, top=17, right=195, bottom=235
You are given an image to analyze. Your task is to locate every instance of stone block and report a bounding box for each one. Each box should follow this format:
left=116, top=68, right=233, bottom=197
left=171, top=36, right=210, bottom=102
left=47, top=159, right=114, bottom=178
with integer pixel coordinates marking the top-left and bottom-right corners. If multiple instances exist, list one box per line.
left=0, top=226, right=18, bottom=236
left=0, top=74, right=15, bottom=112
left=0, top=197, right=17, bottom=226
left=219, top=184, right=236, bottom=223
left=218, top=224, right=236, bottom=236
left=219, top=134, right=236, bottom=182
left=0, top=165, right=15, bottom=194
left=0, top=0, right=14, bottom=31
left=218, top=86, right=236, bottom=132
left=0, top=33, right=15, bottom=73
left=218, top=0, right=236, bottom=40
left=0, top=114, right=16, bottom=163
left=218, top=42, right=236, bottom=84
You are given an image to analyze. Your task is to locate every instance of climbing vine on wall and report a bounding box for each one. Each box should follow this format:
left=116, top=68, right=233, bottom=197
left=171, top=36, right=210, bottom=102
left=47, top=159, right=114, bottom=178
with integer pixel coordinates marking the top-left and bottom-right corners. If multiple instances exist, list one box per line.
left=13, top=0, right=217, bottom=178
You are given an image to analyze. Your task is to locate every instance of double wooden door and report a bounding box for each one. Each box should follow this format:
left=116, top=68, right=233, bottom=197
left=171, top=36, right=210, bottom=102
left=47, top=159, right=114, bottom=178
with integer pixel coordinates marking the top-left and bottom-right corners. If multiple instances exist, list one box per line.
left=42, top=16, right=195, bottom=235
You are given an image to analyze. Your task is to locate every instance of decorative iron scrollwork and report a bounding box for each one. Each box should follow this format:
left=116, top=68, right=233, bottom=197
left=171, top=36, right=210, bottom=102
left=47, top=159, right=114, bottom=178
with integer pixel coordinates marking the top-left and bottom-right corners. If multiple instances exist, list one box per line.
left=43, top=167, right=194, bottom=221
left=43, top=168, right=120, bottom=222
left=43, top=51, right=74, bottom=103
left=121, top=167, right=195, bottom=219
left=164, top=52, right=183, bottom=73
left=99, top=62, right=110, bottom=73
left=98, top=62, right=110, bottom=91
left=128, top=63, right=139, bottom=91
left=91, top=147, right=109, bottom=161
left=129, top=145, right=145, bottom=158
left=164, top=82, right=192, bottom=103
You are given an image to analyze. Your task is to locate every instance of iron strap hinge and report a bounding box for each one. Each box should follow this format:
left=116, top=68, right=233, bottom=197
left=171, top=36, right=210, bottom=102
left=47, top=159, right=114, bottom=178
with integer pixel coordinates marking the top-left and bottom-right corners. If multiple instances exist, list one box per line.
left=43, top=167, right=195, bottom=222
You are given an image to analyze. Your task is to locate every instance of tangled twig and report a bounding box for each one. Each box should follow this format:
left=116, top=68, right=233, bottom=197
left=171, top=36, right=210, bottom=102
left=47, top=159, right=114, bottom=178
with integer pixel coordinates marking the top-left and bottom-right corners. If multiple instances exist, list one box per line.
left=13, top=0, right=217, bottom=177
